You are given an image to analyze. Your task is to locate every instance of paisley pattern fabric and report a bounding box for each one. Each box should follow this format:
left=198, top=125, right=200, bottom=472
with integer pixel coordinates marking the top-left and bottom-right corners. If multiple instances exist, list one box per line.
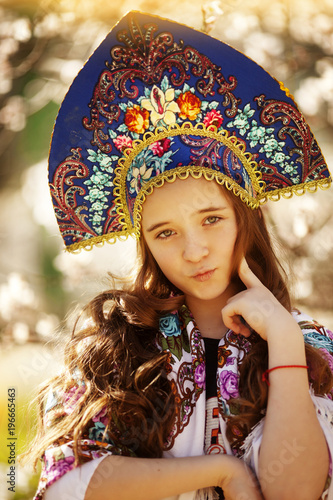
left=34, top=308, right=333, bottom=499
left=48, top=12, right=331, bottom=252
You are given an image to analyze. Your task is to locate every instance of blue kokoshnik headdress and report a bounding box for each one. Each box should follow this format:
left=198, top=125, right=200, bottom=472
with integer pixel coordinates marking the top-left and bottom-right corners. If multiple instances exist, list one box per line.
left=48, top=11, right=331, bottom=252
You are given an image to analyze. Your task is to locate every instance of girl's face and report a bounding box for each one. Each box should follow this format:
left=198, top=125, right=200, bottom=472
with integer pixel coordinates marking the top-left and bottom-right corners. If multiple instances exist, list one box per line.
left=141, top=176, right=238, bottom=306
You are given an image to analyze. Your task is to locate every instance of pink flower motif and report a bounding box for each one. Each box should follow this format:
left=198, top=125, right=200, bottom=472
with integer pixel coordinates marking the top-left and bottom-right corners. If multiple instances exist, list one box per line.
left=149, top=138, right=171, bottom=157
left=113, top=135, right=133, bottom=152
left=63, top=385, right=86, bottom=412
left=92, top=406, right=109, bottom=426
left=194, top=363, right=205, bottom=388
left=219, top=370, right=239, bottom=400
left=47, top=456, right=75, bottom=481
left=203, top=109, right=224, bottom=130
left=226, top=356, right=235, bottom=367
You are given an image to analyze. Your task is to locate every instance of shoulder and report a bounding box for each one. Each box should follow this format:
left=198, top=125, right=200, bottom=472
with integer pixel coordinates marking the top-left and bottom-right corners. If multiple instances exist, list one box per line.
left=292, top=309, right=332, bottom=336
left=292, top=309, right=333, bottom=354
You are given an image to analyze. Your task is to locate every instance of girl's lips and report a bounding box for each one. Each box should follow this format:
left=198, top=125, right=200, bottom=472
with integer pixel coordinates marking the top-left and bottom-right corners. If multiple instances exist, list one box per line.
left=192, top=269, right=215, bottom=282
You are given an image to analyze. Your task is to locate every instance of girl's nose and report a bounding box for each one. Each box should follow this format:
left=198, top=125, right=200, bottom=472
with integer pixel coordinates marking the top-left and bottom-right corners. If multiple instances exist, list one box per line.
left=182, top=235, right=209, bottom=262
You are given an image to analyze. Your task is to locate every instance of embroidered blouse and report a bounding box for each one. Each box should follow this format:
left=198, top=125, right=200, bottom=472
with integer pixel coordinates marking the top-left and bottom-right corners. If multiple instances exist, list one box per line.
left=35, top=307, right=333, bottom=500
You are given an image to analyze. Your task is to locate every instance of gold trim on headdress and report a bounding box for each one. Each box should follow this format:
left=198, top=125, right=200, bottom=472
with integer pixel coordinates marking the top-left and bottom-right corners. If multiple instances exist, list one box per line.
left=114, top=121, right=264, bottom=229
left=49, top=12, right=331, bottom=253
left=64, top=117, right=331, bottom=253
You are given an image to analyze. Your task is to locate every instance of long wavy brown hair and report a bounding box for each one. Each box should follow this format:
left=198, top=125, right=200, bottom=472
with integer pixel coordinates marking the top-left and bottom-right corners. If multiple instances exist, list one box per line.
left=22, top=182, right=333, bottom=467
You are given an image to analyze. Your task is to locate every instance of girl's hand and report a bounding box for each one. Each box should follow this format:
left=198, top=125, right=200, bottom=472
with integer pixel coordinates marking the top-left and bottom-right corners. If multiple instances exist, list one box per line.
left=222, top=257, right=296, bottom=341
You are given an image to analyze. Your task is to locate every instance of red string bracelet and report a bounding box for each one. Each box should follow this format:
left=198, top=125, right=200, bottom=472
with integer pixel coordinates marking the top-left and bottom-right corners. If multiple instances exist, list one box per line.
left=262, top=365, right=309, bottom=385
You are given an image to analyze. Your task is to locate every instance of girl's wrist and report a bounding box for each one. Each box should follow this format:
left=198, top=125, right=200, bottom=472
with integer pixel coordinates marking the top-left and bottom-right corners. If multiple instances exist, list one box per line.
left=265, top=315, right=303, bottom=345
left=265, top=319, right=307, bottom=368
left=215, top=455, right=250, bottom=487
left=262, top=364, right=309, bottom=385
left=216, top=455, right=261, bottom=499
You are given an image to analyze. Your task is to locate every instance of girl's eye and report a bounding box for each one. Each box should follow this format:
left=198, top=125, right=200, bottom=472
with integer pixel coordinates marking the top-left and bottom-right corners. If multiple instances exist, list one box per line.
left=156, top=229, right=174, bottom=239
left=204, top=216, right=221, bottom=225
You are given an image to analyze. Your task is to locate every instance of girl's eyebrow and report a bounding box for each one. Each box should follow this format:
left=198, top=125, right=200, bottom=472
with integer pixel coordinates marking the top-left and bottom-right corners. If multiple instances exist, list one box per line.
left=198, top=206, right=227, bottom=214
left=146, top=221, right=171, bottom=233
left=145, top=206, right=227, bottom=233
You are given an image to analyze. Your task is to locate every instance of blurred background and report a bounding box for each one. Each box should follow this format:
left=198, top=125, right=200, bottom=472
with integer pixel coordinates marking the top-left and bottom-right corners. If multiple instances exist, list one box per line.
left=0, top=0, right=332, bottom=497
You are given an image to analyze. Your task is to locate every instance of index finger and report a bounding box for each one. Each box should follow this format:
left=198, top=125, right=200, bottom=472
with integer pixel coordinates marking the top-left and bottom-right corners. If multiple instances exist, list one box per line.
left=238, top=257, right=264, bottom=289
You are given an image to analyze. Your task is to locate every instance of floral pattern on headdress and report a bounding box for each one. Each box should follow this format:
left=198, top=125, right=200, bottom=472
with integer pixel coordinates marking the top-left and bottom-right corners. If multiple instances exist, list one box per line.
left=48, top=12, right=331, bottom=252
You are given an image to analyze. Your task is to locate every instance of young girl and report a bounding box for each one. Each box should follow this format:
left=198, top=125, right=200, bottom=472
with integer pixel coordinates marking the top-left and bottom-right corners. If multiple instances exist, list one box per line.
left=24, top=11, right=333, bottom=500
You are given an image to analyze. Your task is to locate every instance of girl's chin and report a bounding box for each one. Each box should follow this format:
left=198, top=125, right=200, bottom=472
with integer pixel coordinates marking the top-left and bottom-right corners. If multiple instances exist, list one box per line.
left=184, top=286, right=232, bottom=303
